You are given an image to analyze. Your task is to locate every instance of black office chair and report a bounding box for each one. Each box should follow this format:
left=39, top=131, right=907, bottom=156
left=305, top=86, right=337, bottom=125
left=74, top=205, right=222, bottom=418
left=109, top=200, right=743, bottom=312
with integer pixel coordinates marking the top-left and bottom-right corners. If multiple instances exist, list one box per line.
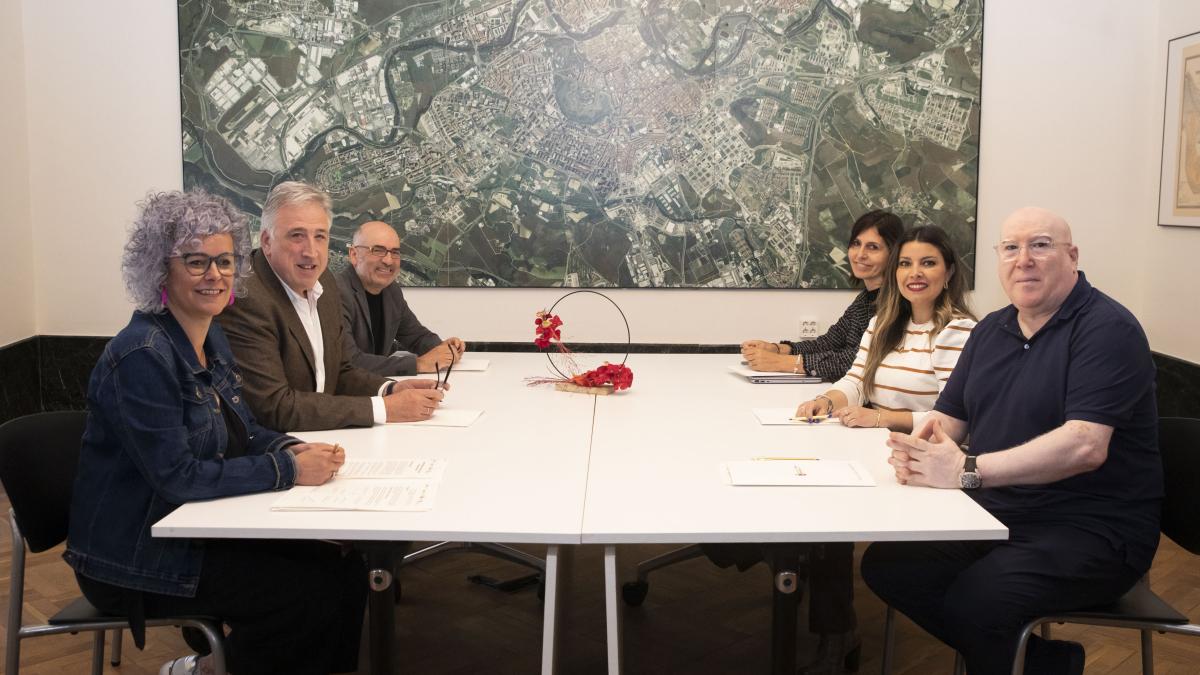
left=0, top=411, right=227, bottom=675
left=1010, top=416, right=1200, bottom=675
left=400, top=541, right=546, bottom=597
left=620, top=543, right=704, bottom=605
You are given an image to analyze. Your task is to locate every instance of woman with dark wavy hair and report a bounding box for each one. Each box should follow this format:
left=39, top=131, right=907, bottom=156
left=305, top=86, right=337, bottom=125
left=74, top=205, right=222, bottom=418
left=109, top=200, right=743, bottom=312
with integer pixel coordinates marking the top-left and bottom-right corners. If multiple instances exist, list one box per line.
left=796, top=224, right=976, bottom=431
left=783, top=225, right=975, bottom=673
left=65, top=189, right=366, bottom=675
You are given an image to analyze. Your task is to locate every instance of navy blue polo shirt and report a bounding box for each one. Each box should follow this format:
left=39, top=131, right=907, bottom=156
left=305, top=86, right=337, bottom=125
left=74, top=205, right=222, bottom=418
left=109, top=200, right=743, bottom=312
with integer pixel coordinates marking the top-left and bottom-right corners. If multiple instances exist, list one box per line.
left=935, top=272, right=1162, bottom=571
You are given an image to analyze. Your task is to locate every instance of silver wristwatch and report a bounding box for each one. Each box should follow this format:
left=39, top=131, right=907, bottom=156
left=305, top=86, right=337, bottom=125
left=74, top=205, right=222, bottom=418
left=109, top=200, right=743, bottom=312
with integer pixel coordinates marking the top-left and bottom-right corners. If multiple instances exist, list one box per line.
left=959, top=455, right=982, bottom=489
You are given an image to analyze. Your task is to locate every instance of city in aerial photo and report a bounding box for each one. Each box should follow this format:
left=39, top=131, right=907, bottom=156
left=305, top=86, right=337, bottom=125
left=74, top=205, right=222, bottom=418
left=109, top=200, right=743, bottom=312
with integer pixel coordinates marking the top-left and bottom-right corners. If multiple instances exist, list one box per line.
left=180, top=0, right=982, bottom=288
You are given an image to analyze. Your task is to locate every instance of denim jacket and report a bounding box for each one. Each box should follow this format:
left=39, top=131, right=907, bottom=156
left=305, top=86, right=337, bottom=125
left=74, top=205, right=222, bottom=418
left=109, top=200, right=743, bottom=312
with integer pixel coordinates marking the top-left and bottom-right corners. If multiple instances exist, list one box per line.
left=65, top=311, right=299, bottom=597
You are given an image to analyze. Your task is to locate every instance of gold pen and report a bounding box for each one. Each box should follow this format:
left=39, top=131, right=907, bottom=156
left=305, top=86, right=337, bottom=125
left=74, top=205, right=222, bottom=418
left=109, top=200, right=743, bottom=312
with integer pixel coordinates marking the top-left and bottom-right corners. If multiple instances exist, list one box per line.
left=752, top=456, right=820, bottom=461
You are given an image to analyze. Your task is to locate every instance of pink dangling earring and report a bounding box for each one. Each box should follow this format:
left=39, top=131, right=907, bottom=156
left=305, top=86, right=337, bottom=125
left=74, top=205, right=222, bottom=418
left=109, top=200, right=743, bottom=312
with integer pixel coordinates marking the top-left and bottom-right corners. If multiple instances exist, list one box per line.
left=228, top=287, right=235, bottom=306
left=160, top=287, right=168, bottom=307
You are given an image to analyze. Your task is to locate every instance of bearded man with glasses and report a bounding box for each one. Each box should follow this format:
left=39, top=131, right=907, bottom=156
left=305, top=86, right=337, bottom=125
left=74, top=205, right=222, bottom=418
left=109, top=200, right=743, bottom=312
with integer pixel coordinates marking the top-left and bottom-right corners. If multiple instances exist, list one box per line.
left=337, top=220, right=467, bottom=376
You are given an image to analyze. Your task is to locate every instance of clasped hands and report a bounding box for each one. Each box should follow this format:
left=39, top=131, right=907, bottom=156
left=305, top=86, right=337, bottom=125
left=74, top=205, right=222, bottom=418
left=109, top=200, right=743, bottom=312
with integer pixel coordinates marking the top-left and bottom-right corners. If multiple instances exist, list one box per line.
left=741, top=339, right=798, bottom=372
left=886, top=418, right=966, bottom=488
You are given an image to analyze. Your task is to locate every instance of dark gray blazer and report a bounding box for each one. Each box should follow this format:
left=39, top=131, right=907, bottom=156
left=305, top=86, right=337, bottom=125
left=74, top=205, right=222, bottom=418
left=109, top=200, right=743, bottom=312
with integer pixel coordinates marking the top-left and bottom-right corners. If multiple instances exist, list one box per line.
left=337, top=265, right=442, bottom=376
left=217, top=250, right=388, bottom=431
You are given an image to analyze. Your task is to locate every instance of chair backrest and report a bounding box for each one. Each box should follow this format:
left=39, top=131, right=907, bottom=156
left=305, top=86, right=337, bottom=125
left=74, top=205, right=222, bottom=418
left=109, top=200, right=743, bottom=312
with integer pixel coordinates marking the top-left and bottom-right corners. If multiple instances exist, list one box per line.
left=1159, top=416, right=1200, bottom=555
left=0, top=411, right=89, bottom=553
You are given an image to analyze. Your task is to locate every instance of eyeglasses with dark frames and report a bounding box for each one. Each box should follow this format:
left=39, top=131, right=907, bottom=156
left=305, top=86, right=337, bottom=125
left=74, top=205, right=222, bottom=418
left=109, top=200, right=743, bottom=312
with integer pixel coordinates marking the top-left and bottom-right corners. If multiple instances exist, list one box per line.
left=173, top=253, right=240, bottom=277
left=351, top=245, right=403, bottom=260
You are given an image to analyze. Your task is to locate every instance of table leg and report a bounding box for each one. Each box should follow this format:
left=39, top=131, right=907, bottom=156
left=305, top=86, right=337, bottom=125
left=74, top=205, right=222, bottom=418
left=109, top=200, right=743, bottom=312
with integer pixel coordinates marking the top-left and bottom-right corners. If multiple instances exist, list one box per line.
left=766, top=544, right=805, bottom=675
left=604, top=545, right=623, bottom=675
left=363, top=544, right=401, bottom=675
left=542, top=542, right=559, bottom=667
left=540, top=544, right=574, bottom=674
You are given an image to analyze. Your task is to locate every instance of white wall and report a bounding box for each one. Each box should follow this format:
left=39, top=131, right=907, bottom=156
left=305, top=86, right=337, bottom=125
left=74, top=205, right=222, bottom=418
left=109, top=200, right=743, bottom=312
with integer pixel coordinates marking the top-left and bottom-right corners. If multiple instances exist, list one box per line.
left=0, top=0, right=35, bottom=348
left=10, top=0, right=1193, bottom=357
left=970, top=1, right=1157, bottom=317
left=23, top=1, right=182, bottom=338
left=1144, top=1, right=1200, bottom=363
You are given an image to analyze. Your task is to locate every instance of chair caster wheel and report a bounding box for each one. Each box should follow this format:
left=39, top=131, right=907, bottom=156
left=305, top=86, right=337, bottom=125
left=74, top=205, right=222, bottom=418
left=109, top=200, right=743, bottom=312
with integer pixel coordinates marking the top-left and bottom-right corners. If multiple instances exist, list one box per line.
left=622, top=580, right=649, bottom=606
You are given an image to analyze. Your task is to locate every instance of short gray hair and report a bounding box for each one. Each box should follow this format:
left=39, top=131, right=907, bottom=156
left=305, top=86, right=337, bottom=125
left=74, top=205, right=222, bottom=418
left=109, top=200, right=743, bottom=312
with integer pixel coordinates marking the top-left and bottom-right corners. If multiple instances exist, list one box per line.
left=261, top=181, right=332, bottom=237
left=122, top=189, right=252, bottom=313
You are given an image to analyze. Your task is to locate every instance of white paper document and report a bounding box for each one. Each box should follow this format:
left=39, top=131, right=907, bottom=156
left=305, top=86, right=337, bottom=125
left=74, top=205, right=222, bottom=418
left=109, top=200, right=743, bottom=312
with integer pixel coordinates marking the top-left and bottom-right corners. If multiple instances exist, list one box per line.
left=722, top=460, right=875, bottom=487
left=752, top=408, right=844, bottom=426
left=387, top=408, right=483, bottom=427
left=337, top=458, right=446, bottom=480
left=271, top=481, right=438, bottom=511
left=728, top=365, right=821, bottom=384
left=452, top=358, right=490, bottom=371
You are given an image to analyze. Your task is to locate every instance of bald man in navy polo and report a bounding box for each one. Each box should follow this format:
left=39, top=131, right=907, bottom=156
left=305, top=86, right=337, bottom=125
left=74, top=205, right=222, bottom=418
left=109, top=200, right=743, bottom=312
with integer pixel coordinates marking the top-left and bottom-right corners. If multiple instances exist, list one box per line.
left=862, top=208, right=1162, bottom=675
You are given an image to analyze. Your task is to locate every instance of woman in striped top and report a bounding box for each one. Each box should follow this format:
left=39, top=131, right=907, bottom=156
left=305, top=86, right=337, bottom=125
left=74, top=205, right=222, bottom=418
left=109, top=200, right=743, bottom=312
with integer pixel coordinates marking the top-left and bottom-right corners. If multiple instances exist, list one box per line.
left=784, top=225, right=975, bottom=674
left=797, top=224, right=976, bottom=431
left=742, top=210, right=904, bottom=380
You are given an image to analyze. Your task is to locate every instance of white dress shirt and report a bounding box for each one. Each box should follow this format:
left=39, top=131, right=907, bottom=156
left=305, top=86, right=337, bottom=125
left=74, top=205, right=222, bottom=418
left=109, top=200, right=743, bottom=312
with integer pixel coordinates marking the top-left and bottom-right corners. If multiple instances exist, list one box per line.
left=274, top=270, right=387, bottom=423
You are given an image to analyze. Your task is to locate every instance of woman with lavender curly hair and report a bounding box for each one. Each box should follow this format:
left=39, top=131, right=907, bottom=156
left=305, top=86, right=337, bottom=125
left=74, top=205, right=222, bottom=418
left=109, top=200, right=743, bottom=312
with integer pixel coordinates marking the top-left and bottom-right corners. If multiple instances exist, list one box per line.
left=64, top=189, right=368, bottom=675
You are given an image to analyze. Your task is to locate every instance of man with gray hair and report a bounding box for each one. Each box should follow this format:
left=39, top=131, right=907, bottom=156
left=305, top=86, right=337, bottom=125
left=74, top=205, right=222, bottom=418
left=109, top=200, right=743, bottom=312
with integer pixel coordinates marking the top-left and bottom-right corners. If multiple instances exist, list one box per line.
left=863, top=207, right=1162, bottom=675
left=219, top=181, right=444, bottom=431
left=339, top=220, right=466, bottom=376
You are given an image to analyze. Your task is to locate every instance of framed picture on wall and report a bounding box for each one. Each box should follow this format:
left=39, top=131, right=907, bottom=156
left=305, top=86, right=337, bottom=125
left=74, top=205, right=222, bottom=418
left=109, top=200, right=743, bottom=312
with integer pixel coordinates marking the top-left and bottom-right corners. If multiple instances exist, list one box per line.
left=1159, top=29, right=1200, bottom=227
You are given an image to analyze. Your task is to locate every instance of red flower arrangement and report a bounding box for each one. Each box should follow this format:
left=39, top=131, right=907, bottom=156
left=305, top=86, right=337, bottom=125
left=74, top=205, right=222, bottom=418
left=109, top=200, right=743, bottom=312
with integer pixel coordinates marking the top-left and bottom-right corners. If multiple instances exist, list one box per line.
left=571, top=362, right=634, bottom=391
left=529, top=306, right=634, bottom=393
left=534, top=310, right=563, bottom=349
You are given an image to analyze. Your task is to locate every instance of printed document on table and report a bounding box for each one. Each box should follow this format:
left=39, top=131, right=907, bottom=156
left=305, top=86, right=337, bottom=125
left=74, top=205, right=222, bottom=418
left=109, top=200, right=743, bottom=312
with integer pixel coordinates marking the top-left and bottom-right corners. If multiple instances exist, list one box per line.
left=271, top=481, right=438, bottom=511
left=722, top=460, right=875, bottom=487
left=337, top=458, right=446, bottom=480
left=752, top=408, right=844, bottom=426
left=387, top=407, right=483, bottom=427
left=452, top=358, right=489, bottom=371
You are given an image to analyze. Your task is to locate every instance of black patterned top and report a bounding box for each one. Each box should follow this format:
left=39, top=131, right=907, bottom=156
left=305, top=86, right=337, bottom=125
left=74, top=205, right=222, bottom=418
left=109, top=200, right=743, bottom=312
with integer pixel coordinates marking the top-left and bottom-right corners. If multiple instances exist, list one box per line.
left=780, top=288, right=878, bottom=382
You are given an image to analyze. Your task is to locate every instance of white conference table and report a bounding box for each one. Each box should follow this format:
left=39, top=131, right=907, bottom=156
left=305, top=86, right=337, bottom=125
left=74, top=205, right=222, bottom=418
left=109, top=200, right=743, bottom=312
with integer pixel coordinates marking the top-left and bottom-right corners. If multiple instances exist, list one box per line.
left=154, top=353, right=595, bottom=674
left=582, top=354, right=1008, bottom=674
left=154, top=352, right=1007, bottom=674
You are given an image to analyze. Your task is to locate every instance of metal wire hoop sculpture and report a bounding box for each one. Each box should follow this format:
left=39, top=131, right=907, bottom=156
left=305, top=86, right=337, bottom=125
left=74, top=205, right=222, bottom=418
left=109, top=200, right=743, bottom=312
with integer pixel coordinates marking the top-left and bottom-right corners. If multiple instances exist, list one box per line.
left=543, top=289, right=631, bottom=380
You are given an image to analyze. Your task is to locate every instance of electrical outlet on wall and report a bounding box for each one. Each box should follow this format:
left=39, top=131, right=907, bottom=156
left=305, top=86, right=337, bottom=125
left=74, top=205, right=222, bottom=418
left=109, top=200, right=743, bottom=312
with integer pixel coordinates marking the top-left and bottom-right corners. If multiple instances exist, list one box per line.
left=798, top=317, right=820, bottom=340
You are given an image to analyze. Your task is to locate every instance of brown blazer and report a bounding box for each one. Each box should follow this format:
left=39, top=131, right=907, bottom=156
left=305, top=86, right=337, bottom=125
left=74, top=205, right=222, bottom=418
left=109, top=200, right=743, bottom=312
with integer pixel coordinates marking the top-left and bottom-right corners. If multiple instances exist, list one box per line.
left=218, top=250, right=388, bottom=431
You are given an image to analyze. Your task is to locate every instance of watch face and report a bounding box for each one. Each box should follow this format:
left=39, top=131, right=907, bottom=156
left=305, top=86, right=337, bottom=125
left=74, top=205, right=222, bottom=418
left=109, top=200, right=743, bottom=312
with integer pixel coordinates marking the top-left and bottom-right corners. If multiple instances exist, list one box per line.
left=960, top=472, right=982, bottom=489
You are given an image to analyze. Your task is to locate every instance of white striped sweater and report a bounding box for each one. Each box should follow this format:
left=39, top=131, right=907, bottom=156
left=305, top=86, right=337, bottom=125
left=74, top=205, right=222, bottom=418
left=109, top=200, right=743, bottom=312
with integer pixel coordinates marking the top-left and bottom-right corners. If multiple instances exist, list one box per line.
left=829, top=315, right=975, bottom=427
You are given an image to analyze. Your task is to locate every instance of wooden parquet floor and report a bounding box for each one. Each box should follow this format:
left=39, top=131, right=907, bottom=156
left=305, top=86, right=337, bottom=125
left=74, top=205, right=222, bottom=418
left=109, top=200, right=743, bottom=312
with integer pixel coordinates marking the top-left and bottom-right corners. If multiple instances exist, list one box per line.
left=2, top=489, right=1198, bottom=674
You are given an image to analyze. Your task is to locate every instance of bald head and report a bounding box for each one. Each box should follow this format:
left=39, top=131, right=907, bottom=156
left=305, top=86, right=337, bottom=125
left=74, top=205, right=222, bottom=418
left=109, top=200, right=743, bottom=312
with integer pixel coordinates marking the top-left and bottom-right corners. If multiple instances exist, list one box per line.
left=997, top=207, right=1079, bottom=329
left=999, top=207, right=1073, bottom=245
left=348, top=221, right=402, bottom=294
left=353, top=221, right=399, bottom=248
